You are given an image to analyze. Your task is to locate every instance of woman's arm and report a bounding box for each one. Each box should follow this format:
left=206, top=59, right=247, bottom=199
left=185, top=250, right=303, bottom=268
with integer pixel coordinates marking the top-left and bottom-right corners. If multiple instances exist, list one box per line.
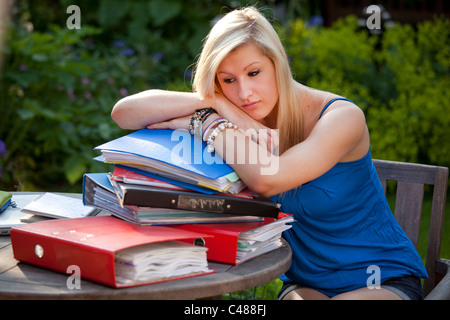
left=143, top=92, right=270, bottom=131
left=111, top=89, right=268, bottom=132
left=142, top=92, right=277, bottom=149
left=111, top=89, right=213, bottom=130
left=211, top=103, right=369, bottom=197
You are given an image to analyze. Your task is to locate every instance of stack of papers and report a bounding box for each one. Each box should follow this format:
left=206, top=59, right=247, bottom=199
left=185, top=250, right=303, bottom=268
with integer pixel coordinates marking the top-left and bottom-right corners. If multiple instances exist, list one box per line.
left=21, top=193, right=98, bottom=219
left=115, top=241, right=212, bottom=286
left=237, top=216, right=294, bottom=263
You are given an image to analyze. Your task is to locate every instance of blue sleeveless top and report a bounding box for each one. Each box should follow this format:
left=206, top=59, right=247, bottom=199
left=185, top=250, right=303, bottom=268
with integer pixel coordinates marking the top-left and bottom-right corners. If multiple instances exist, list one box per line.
left=271, top=99, right=427, bottom=297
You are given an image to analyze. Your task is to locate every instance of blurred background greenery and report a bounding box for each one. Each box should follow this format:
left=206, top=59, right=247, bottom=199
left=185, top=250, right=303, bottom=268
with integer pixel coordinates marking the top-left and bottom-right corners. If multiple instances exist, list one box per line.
left=0, top=0, right=449, bottom=298
left=1, top=0, right=449, bottom=191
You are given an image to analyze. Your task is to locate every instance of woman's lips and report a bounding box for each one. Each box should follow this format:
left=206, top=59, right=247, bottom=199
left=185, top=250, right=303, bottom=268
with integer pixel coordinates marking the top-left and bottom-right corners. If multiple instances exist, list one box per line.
left=242, top=101, right=260, bottom=110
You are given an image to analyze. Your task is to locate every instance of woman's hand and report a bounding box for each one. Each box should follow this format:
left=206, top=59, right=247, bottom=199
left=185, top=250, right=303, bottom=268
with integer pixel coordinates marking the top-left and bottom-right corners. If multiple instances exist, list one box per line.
left=214, top=94, right=279, bottom=153
left=213, top=94, right=265, bottom=131
left=145, top=115, right=191, bottom=131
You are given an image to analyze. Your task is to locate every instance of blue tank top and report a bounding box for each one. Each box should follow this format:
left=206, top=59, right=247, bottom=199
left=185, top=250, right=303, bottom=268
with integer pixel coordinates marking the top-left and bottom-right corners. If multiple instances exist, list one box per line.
left=271, top=99, right=427, bottom=297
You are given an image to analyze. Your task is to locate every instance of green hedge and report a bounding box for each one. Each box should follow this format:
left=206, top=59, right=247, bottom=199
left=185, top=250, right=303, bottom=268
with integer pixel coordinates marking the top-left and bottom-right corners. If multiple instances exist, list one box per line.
left=0, top=0, right=240, bottom=190
left=1, top=24, right=130, bottom=189
left=282, top=16, right=450, bottom=169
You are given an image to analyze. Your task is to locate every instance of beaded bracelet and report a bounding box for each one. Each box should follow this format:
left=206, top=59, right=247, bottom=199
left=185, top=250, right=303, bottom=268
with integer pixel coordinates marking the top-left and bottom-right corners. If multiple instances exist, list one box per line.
left=202, top=119, right=229, bottom=143
left=200, top=116, right=222, bottom=140
left=189, top=110, right=206, bottom=135
left=204, top=120, right=237, bottom=153
left=189, top=108, right=216, bottom=135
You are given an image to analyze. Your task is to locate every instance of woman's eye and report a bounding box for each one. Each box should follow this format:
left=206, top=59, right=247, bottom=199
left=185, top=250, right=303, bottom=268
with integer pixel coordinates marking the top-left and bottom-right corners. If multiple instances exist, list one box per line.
left=223, top=78, right=235, bottom=84
left=249, top=70, right=260, bottom=77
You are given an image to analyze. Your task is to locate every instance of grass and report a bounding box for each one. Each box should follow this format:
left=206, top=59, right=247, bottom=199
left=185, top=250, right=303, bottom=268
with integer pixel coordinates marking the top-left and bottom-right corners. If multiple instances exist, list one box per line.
left=223, top=280, right=283, bottom=300
left=224, top=194, right=450, bottom=300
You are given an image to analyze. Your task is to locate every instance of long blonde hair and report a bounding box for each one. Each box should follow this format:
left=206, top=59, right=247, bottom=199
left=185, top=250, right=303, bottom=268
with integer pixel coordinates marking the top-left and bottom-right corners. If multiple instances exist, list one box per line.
left=192, top=7, right=303, bottom=154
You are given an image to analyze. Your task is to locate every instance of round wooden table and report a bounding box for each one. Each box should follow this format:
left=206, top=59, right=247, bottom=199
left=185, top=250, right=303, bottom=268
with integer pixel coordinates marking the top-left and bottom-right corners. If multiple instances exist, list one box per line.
left=0, top=193, right=291, bottom=300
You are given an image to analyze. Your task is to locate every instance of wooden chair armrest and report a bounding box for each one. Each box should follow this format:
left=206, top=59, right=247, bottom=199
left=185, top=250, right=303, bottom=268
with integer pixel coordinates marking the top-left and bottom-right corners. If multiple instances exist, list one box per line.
left=425, top=258, right=450, bottom=300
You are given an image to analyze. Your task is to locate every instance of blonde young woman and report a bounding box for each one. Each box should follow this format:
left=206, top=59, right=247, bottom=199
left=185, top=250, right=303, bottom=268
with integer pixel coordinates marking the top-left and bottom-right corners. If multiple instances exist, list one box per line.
left=111, top=7, right=427, bottom=300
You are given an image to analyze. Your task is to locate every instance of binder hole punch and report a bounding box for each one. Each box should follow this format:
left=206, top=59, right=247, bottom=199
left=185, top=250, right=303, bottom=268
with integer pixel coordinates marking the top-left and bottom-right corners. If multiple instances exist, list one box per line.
left=34, top=244, right=44, bottom=258
left=193, top=238, right=205, bottom=247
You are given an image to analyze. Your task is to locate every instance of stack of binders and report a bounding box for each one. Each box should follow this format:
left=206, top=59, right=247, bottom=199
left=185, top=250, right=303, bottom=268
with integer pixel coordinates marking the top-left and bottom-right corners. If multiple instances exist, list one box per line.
left=11, top=216, right=216, bottom=288
left=84, top=128, right=293, bottom=265
left=93, top=128, right=244, bottom=194
left=11, top=128, right=293, bottom=288
left=85, top=128, right=282, bottom=223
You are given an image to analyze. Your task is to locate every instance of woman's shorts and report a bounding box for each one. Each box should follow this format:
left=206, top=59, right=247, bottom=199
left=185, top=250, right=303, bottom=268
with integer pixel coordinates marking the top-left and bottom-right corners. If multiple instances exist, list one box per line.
left=278, top=276, right=424, bottom=300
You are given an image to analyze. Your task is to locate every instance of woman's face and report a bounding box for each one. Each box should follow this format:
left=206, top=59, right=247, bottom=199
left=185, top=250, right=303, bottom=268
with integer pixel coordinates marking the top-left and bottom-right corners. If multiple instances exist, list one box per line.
left=216, top=43, right=279, bottom=123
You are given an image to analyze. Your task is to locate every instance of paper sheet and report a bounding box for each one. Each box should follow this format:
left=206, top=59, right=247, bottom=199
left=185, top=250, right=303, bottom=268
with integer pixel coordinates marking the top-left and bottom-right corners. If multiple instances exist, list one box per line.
left=21, top=193, right=97, bottom=219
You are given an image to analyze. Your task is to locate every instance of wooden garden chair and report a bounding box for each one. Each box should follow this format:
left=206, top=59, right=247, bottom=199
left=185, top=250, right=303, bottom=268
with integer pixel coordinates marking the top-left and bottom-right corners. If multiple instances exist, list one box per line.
left=373, top=159, right=449, bottom=299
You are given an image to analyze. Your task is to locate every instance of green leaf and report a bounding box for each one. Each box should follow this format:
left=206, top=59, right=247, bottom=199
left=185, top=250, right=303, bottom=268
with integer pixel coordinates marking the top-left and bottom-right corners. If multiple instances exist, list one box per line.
left=148, top=0, right=182, bottom=27
left=98, top=0, right=130, bottom=28
left=63, top=155, right=86, bottom=185
left=5, top=70, right=41, bottom=88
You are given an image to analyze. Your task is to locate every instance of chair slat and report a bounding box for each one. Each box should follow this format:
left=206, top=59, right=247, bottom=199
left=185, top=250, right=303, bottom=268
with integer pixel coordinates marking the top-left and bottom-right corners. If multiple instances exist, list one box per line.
left=393, top=181, right=424, bottom=248
left=373, top=159, right=448, bottom=297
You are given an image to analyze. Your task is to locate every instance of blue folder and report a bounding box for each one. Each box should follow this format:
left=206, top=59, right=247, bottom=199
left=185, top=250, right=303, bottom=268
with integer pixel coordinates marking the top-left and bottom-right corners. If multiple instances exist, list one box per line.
left=94, top=129, right=241, bottom=194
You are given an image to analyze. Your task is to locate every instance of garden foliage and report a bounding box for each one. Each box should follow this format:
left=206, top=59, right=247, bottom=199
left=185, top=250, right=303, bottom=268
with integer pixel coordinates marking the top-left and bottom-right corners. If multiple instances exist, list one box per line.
left=0, top=1, right=449, bottom=191
left=282, top=16, right=450, bottom=169
left=0, top=0, right=223, bottom=190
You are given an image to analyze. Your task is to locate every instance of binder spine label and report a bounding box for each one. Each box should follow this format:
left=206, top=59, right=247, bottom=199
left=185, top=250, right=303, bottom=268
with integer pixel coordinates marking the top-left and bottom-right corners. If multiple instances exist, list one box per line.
left=178, top=195, right=225, bottom=212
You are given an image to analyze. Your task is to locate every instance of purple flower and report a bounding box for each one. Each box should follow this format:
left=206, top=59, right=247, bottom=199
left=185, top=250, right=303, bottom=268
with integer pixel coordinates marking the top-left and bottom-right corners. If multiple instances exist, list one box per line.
left=307, top=15, right=324, bottom=28
left=120, top=48, right=135, bottom=57
left=67, top=89, right=76, bottom=101
left=81, top=77, right=90, bottom=85
left=84, top=92, right=92, bottom=100
left=113, top=40, right=127, bottom=48
left=152, top=52, right=165, bottom=62
left=19, top=64, right=27, bottom=71
left=0, top=140, right=6, bottom=157
left=0, top=140, right=5, bottom=179
left=107, top=77, right=115, bottom=84
left=119, top=88, right=128, bottom=97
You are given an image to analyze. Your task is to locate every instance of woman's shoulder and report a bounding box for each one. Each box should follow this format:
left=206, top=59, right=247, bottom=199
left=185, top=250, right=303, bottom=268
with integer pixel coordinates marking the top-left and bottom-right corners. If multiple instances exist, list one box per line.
left=308, top=88, right=363, bottom=121
left=296, top=85, right=354, bottom=111
left=298, top=86, right=365, bottom=133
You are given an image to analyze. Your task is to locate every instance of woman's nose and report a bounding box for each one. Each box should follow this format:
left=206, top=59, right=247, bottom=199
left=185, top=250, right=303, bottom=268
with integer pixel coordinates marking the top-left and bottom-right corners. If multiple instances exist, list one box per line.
left=238, top=79, right=253, bottom=101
